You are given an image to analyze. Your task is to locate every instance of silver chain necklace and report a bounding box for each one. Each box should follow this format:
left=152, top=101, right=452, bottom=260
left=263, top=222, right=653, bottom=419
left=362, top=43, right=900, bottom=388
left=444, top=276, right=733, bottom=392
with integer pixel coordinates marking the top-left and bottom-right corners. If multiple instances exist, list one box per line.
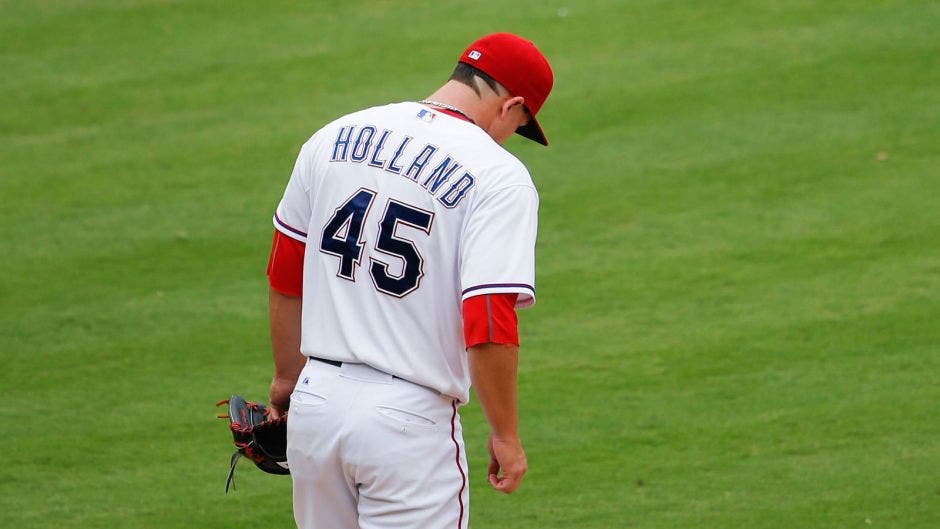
left=418, top=100, right=475, bottom=124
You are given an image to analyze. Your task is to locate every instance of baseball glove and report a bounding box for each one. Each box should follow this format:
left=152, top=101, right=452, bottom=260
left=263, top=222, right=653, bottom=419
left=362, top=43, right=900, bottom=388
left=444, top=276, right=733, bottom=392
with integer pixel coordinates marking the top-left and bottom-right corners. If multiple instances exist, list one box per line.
left=217, top=395, right=289, bottom=492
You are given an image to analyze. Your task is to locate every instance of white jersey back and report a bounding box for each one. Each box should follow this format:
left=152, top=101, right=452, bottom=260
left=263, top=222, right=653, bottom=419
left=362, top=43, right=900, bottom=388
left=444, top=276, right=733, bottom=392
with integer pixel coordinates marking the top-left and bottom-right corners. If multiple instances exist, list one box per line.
left=273, top=102, right=538, bottom=402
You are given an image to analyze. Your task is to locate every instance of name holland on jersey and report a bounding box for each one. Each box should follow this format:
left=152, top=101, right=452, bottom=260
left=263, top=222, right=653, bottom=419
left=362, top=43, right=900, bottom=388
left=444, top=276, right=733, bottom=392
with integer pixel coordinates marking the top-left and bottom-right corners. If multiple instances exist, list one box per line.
left=329, top=123, right=475, bottom=209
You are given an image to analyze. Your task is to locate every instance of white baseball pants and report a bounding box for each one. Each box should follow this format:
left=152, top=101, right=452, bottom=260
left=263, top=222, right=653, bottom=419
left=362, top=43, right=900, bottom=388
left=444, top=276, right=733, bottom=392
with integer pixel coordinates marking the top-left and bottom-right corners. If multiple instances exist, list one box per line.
left=287, top=358, right=469, bottom=529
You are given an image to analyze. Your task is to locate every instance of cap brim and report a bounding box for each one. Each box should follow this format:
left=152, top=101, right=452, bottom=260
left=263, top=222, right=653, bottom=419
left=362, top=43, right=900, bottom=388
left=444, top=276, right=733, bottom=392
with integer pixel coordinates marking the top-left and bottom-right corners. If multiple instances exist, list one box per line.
left=516, top=115, right=548, bottom=146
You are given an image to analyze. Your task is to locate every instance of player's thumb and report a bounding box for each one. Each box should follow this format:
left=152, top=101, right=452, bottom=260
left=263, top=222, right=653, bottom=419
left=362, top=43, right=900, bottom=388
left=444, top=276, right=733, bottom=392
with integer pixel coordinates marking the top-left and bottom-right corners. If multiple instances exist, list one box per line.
left=490, top=457, right=526, bottom=493
left=489, top=468, right=524, bottom=494
left=487, top=454, right=500, bottom=477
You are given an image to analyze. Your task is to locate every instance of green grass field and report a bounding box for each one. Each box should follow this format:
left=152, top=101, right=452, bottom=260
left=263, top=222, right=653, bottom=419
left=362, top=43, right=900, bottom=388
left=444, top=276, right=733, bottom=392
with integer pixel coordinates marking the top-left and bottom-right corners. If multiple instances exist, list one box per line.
left=3, top=1, right=939, bottom=528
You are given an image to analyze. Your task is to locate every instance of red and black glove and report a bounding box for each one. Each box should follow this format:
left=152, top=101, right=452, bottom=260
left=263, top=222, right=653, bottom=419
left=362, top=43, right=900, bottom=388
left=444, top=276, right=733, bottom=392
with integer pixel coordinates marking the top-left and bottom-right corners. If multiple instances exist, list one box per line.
left=217, top=395, right=289, bottom=492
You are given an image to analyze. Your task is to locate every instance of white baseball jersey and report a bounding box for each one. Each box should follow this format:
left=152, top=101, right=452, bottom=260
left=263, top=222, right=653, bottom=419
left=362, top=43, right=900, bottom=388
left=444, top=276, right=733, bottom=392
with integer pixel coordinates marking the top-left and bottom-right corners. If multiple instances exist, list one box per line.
left=273, top=101, right=538, bottom=402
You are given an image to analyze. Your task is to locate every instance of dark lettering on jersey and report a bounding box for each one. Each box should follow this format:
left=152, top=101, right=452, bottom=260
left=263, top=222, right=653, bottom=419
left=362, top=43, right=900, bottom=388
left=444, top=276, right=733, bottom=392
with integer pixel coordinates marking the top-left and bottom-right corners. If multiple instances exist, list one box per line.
left=331, top=124, right=475, bottom=208
left=439, top=172, right=475, bottom=208
left=350, top=126, right=376, bottom=163
left=403, top=144, right=438, bottom=181
left=367, top=129, right=392, bottom=168
left=422, top=156, right=462, bottom=193
left=385, top=135, right=412, bottom=174
left=331, top=126, right=354, bottom=161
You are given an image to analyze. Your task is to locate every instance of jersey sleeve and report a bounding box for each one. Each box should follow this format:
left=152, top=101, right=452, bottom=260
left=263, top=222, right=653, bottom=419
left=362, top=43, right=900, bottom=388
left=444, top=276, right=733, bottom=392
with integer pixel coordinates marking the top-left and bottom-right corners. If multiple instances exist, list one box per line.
left=460, top=185, right=539, bottom=308
left=267, top=230, right=305, bottom=297
left=463, top=293, right=519, bottom=347
left=272, top=142, right=314, bottom=243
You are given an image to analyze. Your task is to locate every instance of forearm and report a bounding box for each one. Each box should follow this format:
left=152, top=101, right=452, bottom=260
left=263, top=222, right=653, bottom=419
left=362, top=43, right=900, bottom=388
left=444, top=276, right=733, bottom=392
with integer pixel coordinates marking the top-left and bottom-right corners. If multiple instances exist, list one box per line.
left=468, top=342, right=520, bottom=437
left=269, top=287, right=304, bottom=411
left=469, top=341, right=527, bottom=493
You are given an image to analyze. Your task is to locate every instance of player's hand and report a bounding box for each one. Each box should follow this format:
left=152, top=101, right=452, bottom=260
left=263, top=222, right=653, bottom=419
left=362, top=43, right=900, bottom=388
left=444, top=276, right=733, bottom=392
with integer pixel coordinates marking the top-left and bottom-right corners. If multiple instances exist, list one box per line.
left=487, top=433, right=527, bottom=494
left=268, top=375, right=295, bottom=420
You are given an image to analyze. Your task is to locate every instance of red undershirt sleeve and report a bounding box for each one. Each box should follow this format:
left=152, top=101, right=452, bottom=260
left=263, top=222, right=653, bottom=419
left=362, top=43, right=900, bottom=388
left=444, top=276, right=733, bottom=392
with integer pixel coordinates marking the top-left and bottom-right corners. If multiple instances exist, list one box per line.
left=463, top=293, right=519, bottom=348
left=266, top=230, right=305, bottom=297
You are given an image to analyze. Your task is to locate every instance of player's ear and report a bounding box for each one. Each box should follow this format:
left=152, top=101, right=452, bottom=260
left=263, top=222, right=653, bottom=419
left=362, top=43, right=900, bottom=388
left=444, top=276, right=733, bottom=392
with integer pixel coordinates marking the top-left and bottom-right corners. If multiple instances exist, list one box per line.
left=501, top=96, right=525, bottom=118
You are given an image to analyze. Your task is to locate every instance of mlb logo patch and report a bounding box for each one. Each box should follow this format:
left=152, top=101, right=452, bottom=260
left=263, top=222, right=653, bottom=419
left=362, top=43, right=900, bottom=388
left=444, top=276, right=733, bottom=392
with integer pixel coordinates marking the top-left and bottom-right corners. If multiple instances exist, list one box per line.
left=417, top=109, right=436, bottom=123
left=468, top=50, right=482, bottom=60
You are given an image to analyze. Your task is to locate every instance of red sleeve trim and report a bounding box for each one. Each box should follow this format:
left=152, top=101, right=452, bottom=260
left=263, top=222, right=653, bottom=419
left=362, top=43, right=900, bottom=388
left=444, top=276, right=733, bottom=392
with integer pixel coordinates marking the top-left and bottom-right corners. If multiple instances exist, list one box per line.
left=267, top=230, right=305, bottom=297
left=463, top=293, right=519, bottom=348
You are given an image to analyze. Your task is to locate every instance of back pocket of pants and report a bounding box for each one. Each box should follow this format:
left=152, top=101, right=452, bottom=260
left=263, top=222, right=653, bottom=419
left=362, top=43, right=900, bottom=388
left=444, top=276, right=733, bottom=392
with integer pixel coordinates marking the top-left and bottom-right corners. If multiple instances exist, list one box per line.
left=375, top=405, right=436, bottom=427
left=291, top=390, right=327, bottom=408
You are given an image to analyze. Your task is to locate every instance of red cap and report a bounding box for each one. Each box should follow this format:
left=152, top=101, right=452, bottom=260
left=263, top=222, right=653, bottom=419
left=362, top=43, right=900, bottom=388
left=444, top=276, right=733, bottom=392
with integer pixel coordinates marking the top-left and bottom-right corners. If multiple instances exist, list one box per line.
left=458, top=33, right=554, bottom=145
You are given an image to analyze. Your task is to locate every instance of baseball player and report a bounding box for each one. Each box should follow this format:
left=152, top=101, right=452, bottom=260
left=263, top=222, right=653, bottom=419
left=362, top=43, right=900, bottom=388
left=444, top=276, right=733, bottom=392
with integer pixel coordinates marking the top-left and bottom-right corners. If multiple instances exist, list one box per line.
left=265, top=32, right=553, bottom=529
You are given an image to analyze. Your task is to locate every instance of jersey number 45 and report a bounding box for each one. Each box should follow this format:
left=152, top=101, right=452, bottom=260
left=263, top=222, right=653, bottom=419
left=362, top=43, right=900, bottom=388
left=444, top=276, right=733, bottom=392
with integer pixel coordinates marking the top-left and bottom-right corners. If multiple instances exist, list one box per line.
left=320, top=188, right=434, bottom=298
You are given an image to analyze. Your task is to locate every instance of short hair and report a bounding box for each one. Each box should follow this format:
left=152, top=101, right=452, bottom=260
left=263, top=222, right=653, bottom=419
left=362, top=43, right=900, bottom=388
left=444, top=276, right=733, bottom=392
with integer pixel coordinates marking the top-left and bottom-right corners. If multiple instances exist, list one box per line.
left=449, top=62, right=504, bottom=97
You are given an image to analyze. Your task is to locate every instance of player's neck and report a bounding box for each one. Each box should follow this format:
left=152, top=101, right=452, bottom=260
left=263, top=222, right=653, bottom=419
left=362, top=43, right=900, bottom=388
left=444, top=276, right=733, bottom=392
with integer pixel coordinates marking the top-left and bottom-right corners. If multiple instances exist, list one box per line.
left=424, top=81, right=499, bottom=133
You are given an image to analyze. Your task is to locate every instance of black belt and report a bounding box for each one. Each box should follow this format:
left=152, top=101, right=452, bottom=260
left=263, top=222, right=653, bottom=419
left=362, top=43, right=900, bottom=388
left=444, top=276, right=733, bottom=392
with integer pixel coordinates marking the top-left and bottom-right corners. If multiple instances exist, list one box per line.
left=308, top=356, right=343, bottom=368
left=308, top=356, right=403, bottom=381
